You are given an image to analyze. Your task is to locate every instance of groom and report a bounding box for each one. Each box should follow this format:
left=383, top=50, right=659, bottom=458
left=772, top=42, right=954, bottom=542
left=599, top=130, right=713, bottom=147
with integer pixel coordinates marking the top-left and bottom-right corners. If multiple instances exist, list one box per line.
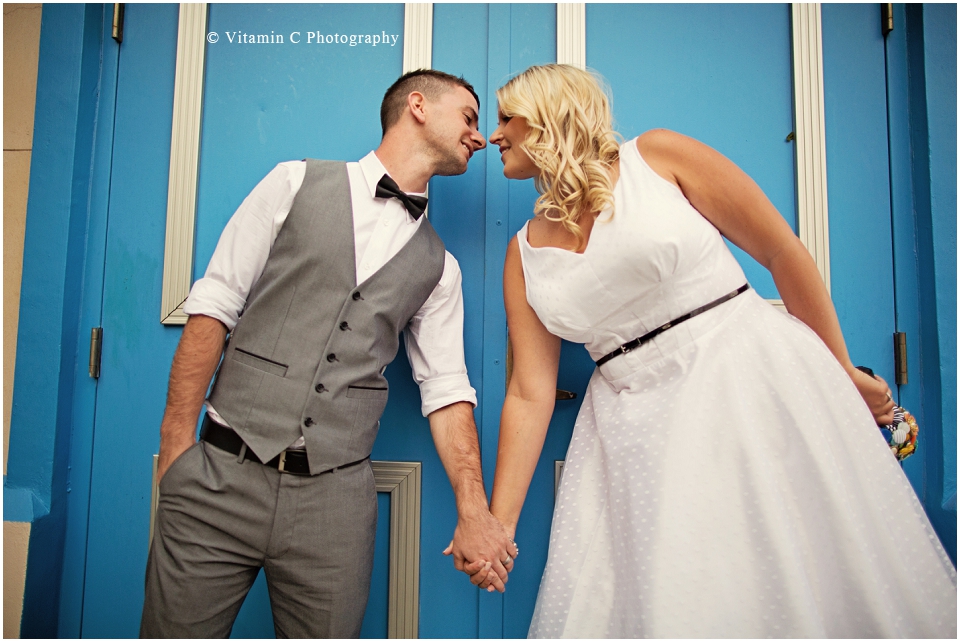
left=140, top=69, right=516, bottom=638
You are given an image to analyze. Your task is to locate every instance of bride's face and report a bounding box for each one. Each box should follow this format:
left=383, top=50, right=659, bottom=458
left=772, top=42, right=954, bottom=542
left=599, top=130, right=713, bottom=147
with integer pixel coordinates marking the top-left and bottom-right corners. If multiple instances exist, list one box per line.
left=489, top=108, right=540, bottom=180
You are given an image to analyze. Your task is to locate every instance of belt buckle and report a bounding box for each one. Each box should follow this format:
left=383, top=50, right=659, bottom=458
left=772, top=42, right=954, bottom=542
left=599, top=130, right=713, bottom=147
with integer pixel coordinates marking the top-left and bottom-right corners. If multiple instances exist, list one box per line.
left=277, top=450, right=288, bottom=474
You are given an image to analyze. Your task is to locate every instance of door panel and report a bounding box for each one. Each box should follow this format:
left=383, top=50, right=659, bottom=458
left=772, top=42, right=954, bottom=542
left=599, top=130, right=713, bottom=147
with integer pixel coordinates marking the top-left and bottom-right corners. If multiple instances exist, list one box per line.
left=79, top=3, right=465, bottom=637
left=820, top=4, right=897, bottom=396
left=501, top=7, right=800, bottom=637
left=589, top=3, right=796, bottom=298
left=496, top=4, right=898, bottom=636
left=81, top=4, right=181, bottom=636
left=421, top=3, right=493, bottom=636
left=195, top=3, right=404, bottom=276
left=195, top=9, right=408, bottom=636
left=477, top=4, right=560, bottom=637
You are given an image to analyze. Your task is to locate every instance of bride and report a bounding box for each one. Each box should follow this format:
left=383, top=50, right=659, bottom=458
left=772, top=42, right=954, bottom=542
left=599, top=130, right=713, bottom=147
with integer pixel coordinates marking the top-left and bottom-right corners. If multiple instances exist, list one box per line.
left=473, top=64, right=956, bottom=637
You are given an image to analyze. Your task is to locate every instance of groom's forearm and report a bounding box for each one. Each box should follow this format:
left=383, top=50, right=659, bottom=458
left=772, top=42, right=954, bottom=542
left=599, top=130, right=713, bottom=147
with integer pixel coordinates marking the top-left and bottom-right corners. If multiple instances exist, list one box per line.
left=430, top=401, right=516, bottom=592
left=428, top=401, right=489, bottom=516
left=158, top=314, right=227, bottom=480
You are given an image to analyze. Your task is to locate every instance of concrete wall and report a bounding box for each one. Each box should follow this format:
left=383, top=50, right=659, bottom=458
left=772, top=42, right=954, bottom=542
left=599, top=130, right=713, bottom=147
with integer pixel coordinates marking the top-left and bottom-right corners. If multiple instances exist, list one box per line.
left=3, top=3, right=41, bottom=638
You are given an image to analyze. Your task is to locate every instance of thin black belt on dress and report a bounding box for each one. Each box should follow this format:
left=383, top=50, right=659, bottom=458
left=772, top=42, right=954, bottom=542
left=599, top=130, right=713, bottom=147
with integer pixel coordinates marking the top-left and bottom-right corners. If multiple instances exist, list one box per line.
left=595, top=284, right=751, bottom=367
left=200, top=415, right=368, bottom=476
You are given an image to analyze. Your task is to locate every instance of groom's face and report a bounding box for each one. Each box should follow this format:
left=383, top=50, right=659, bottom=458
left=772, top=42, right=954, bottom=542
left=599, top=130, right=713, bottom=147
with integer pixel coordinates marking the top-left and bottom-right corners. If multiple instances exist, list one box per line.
left=424, top=86, right=486, bottom=176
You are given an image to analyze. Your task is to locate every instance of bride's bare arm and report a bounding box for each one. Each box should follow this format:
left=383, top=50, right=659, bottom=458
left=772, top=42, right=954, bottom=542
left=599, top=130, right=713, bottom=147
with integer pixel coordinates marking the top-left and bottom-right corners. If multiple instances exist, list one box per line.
left=490, top=237, right=562, bottom=538
left=637, top=129, right=894, bottom=424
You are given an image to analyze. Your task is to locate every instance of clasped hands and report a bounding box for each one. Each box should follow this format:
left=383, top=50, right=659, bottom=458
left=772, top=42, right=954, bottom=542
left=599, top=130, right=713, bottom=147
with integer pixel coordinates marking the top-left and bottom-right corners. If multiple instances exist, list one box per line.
left=443, top=509, right=518, bottom=592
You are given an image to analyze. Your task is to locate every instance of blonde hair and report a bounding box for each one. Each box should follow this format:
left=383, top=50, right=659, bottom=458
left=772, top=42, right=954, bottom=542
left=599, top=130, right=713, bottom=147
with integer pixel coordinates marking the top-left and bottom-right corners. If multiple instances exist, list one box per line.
left=496, top=64, right=620, bottom=250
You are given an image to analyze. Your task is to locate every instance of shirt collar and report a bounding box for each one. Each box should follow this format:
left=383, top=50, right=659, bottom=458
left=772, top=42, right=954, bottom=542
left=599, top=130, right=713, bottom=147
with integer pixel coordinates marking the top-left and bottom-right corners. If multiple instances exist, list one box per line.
left=359, top=150, right=426, bottom=199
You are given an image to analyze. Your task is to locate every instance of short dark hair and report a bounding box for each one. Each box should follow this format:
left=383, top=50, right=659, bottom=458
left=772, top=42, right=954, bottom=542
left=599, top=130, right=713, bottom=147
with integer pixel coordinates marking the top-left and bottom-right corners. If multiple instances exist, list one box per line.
left=380, top=69, right=480, bottom=136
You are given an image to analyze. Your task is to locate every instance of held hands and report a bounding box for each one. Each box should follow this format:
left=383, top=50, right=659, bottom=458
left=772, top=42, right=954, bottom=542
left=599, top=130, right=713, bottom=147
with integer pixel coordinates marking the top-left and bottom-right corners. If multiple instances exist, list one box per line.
left=443, top=510, right=518, bottom=593
left=849, top=367, right=896, bottom=425
left=465, top=522, right=518, bottom=592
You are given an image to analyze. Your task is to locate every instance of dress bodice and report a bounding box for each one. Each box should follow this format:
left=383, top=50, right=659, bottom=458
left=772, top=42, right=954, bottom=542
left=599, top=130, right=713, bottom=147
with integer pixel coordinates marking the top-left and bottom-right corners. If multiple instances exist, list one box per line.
left=517, top=138, right=747, bottom=369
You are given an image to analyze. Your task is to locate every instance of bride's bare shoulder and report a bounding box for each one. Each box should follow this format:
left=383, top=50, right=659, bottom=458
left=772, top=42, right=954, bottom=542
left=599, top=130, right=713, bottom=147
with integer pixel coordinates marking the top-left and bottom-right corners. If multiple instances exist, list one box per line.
left=635, top=129, right=688, bottom=188
left=636, top=128, right=688, bottom=155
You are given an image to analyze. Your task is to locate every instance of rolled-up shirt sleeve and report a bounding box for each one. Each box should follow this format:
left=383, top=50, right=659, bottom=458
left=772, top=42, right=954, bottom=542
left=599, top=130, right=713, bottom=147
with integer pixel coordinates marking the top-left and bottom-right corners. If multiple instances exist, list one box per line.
left=183, top=161, right=304, bottom=330
left=404, top=251, right=478, bottom=416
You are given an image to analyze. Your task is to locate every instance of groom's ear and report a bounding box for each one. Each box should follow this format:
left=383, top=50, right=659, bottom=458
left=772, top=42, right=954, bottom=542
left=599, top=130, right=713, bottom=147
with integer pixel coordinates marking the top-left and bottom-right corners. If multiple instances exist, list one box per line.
left=407, top=91, right=428, bottom=125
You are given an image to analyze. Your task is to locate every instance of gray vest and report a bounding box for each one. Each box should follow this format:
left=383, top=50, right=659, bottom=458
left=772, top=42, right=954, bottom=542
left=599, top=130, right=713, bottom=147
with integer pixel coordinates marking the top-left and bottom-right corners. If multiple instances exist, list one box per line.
left=209, top=159, right=445, bottom=474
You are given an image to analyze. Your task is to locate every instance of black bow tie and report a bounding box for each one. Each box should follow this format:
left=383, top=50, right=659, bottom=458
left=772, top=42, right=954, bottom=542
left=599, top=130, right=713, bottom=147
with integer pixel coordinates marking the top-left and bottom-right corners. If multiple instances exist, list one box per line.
left=375, top=174, right=428, bottom=220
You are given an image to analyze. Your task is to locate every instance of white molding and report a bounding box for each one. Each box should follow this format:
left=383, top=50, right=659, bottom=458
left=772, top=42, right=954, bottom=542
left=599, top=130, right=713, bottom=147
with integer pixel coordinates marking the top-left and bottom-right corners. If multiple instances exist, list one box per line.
left=372, top=461, right=422, bottom=639
left=161, top=3, right=208, bottom=325
left=403, top=3, right=433, bottom=73
left=150, top=454, right=159, bottom=548
left=554, top=460, right=565, bottom=497
left=791, top=3, right=831, bottom=293
left=402, top=3, right=433, bottom=213
left=556, top=3, right=586, bottom=69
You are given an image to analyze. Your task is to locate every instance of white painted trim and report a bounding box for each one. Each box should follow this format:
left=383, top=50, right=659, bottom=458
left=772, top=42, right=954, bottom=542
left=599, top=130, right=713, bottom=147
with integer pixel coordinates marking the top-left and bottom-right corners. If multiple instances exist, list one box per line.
left=161, top=4, right=208, bottom=325
left=556, top=3, right=586, bottom=69
left=372, top=461, right=422, bottom=639
left=554, top=460, right=564, bottom=497
left=402, top=4, right=434, bottom=213
left=403, top=3, right=433, bottom=73
left=149, top=455, right=159, bottom=549
left=791, top=3, right=831, bottom=293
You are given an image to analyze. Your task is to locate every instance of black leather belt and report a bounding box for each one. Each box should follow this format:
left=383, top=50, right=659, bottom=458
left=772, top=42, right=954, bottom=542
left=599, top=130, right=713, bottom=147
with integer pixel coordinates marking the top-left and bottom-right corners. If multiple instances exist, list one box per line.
left=596, top=284, right=750, bottom=367
left=200, top=415, right=367, bottom=476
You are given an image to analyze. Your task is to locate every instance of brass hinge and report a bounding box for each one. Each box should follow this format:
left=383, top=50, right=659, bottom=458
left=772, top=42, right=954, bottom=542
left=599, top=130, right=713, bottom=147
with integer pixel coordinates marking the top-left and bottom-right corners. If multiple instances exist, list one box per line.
left=881, top=3, right=894, bottom=37
left=893, top=332, right=907, bottom=385
left=89, top=327, right=103, bottom=378
left=112, top=3, right=125, bottom=43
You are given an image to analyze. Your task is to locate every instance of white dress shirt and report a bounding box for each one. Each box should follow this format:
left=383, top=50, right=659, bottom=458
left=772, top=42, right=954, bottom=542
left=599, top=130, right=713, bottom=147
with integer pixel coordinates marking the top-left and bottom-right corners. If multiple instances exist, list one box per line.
left=184, top=151, right=477, bottom=443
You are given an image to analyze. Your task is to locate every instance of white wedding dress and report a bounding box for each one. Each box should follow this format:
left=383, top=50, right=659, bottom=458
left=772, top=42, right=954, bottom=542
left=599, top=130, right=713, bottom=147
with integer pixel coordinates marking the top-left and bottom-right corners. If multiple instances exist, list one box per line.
left=517, top=139, right=957, bottom=638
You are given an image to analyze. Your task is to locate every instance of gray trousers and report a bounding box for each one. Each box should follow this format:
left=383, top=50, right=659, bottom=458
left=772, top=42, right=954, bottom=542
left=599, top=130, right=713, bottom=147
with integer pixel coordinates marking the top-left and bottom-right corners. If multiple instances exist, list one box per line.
left=140, top=441, right=376, bottom=638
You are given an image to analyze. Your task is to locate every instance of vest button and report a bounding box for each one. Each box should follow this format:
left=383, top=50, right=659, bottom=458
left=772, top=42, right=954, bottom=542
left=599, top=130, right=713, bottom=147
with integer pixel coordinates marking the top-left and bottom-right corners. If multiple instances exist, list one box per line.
left=352, top=292, right=362, bottom=301
left=327, top=353, right=337, bottom=362
left=314, top=383, right=325, bottom=393
left=303, top=417, right=314, bottom=427
left=339, top=321, right=350, bottom=331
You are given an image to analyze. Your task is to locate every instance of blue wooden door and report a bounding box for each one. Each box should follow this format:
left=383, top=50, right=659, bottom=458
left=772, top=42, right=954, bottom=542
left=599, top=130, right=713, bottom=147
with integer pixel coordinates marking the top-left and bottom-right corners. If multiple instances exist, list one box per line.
left=491, top=4, right=903, bottom=637
left=72, top=3, right=907, bottom=638
left=76, top=3, right=486, bottom=637
left=78, top=5, right=182, bottom=636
